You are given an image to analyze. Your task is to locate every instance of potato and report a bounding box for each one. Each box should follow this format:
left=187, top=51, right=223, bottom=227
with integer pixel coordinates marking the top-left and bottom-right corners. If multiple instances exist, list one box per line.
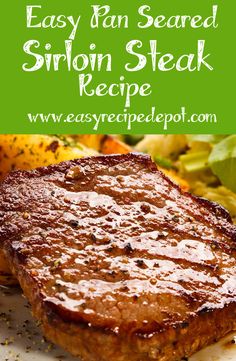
left=69, top=134, right=131, bottom=154
left=69, top=134, right=106, bottom=151
left=0, top=133, right=188, bottom=193
left=100, top=135, right=132, bottom=155
left=0, top=135, right=96, bottom=180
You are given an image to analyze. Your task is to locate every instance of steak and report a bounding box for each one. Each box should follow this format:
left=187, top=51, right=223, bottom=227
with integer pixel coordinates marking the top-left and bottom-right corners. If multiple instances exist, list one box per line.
left=0, top=153, right=235, bottom=361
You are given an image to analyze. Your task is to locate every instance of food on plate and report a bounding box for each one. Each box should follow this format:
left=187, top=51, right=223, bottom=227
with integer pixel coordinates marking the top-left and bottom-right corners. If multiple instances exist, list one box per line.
left=0, top=248, right=18, bottom=285
left=132, top=134, right=236, bottom=223
left=208, top=135, right=236, bottom=193
left=0, top=153, right=235, bottom=361
left=0, top=134, right=131, bottom=181
left=0, top=133, right=130, bottom=284
left=0, top=134, right=97, bottom=284
left=70, top=134, right=131, bottom=154
left=0, top=134, right=97, bottom=181
left=0, top=135, right=188, bottom=286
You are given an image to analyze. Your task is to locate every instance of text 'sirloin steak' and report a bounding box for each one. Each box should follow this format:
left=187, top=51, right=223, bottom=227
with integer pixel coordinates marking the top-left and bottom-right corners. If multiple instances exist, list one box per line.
left=0, top=153, right=235, bottom=361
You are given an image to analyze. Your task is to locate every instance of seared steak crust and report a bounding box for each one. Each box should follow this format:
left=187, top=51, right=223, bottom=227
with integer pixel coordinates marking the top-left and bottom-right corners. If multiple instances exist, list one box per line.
left=0, top=153, right=235, bottom=361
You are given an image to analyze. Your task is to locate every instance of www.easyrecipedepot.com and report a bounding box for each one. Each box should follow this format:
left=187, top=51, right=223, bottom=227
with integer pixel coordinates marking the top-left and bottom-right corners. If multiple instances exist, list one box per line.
left=27, top=106, right=217, bottom=131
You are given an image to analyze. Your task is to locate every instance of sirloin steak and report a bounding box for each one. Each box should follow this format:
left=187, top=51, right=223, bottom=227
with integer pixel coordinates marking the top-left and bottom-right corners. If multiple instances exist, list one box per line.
left=0, top=153, right=235, bottom=361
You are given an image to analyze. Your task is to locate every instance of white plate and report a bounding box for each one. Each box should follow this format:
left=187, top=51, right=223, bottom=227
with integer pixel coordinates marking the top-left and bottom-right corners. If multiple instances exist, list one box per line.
left=0, top=286, right=235, bottom=361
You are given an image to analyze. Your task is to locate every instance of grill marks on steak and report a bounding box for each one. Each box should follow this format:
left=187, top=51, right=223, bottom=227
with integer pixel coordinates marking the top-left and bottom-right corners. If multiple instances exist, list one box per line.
left=0, top=153, right=235, bottom=342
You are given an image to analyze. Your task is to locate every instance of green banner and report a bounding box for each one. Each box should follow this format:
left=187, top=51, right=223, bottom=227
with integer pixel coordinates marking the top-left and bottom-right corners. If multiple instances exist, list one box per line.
left=1, top=0, right=235, bottom=133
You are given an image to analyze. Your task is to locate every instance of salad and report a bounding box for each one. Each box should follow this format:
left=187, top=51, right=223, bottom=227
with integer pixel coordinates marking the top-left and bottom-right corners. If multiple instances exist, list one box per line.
left=123, top=134, right=236, bottom=224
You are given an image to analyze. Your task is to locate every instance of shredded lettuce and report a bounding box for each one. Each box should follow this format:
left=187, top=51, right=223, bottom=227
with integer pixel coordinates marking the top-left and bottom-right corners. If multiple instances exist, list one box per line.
left=187, top=134, right=227, bottom=144
left=154, top=155, right=174, bottom=170
left=180, top=151, right=210, bottom=172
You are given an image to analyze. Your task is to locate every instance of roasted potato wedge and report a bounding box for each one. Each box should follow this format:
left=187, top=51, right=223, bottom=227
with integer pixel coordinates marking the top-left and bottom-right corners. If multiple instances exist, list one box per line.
left=70, top=134, right=131, bottom=154
left=0, top=135, right=96, bottom=180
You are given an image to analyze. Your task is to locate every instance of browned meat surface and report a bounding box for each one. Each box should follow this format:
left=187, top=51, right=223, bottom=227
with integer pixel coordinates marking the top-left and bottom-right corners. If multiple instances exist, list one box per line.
left=0, top=153, right=235, bottom=361
left=0, top=247, right=17, bottom=285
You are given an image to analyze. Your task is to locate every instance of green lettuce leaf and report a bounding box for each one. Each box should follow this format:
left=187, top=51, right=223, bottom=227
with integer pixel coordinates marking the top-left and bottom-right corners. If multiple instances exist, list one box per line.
left=187, top=134, right=227, bottom=144
left=209, top=135, right=236, bottom=193
left=180, top=151, right=210, bottom=172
